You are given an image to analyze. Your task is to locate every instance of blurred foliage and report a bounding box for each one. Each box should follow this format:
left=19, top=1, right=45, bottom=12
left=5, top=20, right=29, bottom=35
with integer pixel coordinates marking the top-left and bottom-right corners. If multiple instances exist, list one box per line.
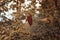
left=0, top=0, right=60, bottom=40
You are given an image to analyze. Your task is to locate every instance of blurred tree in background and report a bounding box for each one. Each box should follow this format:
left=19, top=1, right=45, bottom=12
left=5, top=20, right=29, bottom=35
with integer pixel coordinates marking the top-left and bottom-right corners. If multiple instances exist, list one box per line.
left=0, top=0, right=60, bottom=40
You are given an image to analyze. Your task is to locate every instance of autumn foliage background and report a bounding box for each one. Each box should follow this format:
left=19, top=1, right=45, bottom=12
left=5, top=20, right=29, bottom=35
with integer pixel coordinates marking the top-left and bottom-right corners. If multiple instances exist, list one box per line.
left=0, top=0, right=60, bottom=40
